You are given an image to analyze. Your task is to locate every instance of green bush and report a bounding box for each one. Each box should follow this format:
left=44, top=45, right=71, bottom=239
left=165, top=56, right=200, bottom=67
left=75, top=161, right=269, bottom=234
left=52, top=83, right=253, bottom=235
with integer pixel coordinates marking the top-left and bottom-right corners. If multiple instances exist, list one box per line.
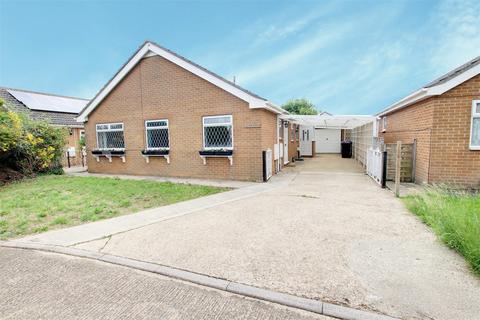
left=404, top=188, right=480, bottom=275
left=0, top=109, right=67, bottom=175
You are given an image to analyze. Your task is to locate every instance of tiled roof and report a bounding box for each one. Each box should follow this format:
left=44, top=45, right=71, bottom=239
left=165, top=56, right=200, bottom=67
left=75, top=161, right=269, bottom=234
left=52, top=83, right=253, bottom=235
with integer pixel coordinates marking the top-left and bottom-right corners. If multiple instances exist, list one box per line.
left=424, top=56, right=480, bottom=88
left=0, top=87, right=84, bottom=127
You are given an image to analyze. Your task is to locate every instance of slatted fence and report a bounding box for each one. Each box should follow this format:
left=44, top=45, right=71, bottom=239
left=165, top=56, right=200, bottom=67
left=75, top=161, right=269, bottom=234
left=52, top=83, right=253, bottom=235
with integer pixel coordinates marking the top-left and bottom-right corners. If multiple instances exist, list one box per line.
left=385, top=143, right=414, bottom=182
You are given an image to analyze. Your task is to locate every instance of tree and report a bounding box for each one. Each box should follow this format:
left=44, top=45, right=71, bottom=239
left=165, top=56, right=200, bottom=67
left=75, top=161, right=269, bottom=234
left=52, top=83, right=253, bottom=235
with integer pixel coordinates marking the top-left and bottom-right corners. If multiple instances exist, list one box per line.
left=282, top=99, right=318, bottom=115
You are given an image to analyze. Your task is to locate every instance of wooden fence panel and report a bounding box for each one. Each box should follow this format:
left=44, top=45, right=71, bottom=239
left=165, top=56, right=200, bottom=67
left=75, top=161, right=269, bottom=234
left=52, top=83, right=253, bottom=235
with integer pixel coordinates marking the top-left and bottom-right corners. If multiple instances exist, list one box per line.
left=386, top=143, right=414, bottom=182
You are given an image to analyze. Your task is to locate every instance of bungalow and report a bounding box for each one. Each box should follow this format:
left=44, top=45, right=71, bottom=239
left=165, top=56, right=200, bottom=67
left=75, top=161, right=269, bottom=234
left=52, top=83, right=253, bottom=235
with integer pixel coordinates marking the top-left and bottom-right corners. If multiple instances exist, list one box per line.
left=377, top=56, right=480, bottom=189
left=0, top=87, right=88, bottom=166
left=77, top=41, right=292, bottom=182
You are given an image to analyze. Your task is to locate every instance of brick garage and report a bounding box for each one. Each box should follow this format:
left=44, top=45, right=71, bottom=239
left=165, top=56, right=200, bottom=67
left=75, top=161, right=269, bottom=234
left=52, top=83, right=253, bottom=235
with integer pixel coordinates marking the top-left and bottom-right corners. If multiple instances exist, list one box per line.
left=78, top=41, right=287, bottom=182
left=378, top=57, right=480, bottom=189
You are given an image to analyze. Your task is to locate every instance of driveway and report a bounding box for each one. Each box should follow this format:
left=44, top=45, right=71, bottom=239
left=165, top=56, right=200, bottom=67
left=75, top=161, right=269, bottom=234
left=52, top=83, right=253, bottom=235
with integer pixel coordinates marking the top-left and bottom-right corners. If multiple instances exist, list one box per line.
left=0, top=247, right=330, bottom=320
left=68, top=154, right=480, bottom=319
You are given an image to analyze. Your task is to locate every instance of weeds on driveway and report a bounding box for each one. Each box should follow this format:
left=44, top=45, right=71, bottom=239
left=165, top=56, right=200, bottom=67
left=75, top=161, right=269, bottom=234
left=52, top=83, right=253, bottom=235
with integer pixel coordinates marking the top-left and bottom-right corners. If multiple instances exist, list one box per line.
left=0, top=175, right=228, bottom=239
left=403, top=188, right=480, bottom=275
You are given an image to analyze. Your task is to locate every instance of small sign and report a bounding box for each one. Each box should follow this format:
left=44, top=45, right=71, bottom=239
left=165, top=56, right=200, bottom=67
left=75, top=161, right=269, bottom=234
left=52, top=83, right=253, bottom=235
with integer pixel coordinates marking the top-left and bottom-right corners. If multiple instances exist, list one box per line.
left=67, top=147, right=76, bottom=157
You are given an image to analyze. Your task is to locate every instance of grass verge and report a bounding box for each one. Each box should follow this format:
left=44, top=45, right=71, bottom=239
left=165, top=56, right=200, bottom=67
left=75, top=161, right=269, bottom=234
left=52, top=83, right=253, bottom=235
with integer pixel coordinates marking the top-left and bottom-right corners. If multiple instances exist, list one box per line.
left=0, top=175, right=228, bottom=239
left=403, top=188, right=480, bottom=275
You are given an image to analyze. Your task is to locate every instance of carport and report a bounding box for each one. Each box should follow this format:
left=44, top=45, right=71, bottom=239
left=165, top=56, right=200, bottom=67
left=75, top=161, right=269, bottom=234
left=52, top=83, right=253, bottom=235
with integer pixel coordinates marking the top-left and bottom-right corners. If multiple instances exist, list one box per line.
left=280, top=114, right=376, bottom=157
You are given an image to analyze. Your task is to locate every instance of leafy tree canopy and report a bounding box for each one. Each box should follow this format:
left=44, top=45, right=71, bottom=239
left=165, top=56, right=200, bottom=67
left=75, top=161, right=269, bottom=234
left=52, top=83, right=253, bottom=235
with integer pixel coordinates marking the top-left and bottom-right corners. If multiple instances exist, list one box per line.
left=281, top=99, right=318, bottom=115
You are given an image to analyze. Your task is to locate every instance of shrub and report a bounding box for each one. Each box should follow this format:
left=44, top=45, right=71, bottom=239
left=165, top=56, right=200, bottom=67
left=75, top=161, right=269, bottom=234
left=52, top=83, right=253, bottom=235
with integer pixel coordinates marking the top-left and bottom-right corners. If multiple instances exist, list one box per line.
left=0, top=109, right=67, bottom=175
left=0, top=110, right=23, bottom=152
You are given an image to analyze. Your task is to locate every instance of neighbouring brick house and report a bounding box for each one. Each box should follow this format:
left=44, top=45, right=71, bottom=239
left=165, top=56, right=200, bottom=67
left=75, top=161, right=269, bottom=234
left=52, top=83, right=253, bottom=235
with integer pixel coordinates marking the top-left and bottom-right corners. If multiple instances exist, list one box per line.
left=0, top=87, right=88, bottom=166
left=77, top=41, right=288, bottom=182
left=377, top=56, right=480, bottom=189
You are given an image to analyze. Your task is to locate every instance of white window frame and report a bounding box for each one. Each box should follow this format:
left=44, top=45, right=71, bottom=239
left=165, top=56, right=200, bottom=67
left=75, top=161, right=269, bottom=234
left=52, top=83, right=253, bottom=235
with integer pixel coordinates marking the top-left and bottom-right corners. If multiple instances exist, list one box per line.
left=95, top=122, right=125, bottom=150
left=382, top=116, right=387, bottom=132
left=470, top=100, right=480, bottom=150
left=145, top=119, right=170, bottom=150
left=202, top=115, right=234, bottom=150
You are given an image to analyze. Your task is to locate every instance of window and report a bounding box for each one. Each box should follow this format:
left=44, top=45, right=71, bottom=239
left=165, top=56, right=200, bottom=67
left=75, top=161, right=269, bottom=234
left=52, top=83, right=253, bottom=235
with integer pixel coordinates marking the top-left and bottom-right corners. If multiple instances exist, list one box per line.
left=96, top=123, right=125, bottom=150
left=145, top=120, right=169, bottom=149
left=382, top=116, right=387, bottom=131
left=80, top=130, right=85, bottom=140
left=470, top=100, right=480, bottom=150
left=203, top=115, right=233, bottom=149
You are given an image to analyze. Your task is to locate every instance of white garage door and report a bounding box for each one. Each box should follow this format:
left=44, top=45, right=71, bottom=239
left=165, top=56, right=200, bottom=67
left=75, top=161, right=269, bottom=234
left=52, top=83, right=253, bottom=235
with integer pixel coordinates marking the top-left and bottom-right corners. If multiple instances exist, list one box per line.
left=315, top=129, right=341, bottom=153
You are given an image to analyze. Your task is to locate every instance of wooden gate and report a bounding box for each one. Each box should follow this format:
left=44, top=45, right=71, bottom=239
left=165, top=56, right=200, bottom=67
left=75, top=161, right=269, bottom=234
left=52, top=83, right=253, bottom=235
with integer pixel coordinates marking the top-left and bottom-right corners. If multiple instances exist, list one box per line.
left=386, top=143, right=414, bottom=182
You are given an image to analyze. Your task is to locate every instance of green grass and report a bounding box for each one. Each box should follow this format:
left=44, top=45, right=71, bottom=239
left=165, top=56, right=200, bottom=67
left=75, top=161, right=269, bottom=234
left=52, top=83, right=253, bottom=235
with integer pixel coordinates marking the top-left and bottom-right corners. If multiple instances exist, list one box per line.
left=403, top=188, right=480, bottom=275
left=0, top=175, right=228, bottom=239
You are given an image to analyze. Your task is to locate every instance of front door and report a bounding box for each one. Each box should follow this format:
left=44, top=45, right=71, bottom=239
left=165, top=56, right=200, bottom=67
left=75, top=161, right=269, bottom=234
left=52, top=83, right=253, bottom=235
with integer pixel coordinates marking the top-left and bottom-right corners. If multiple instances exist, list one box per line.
left=299, top=126, right=312, bottom=156
left=283, top=122, right=289, bottom=164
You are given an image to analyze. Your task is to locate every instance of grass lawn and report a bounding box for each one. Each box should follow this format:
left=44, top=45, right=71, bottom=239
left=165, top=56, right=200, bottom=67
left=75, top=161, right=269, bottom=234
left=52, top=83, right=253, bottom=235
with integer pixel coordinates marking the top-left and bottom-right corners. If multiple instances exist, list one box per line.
left=403, top=189, right=480, bottom=275
left=0, top=175, right=228, bottom=239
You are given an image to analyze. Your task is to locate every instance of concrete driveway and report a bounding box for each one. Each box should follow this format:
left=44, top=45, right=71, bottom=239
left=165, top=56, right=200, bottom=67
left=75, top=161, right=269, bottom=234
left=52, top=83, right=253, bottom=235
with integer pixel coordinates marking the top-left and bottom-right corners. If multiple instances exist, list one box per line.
left=71, top=154, right=480, bottom=320
left=0, top=247, right=331, bottom=320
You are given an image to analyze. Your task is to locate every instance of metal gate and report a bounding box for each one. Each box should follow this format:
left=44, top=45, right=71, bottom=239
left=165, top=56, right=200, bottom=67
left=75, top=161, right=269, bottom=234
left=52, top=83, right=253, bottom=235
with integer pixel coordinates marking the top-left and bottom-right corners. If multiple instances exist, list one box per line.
left=366, top=147, right=384, bottom=185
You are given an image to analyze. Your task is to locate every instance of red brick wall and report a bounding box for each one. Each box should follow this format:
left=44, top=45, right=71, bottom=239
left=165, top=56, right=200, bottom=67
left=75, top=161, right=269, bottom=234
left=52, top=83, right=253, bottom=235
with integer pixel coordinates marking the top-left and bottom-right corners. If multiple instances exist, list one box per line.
left=380, top=74, right=480, bottom=188
left=380, top=98, right=435, bottom=184
left=62, top=127, right=85, bottom=167
left=429, top=74, right=480, bottom=188
left=85, top=55, right=278, bottom=182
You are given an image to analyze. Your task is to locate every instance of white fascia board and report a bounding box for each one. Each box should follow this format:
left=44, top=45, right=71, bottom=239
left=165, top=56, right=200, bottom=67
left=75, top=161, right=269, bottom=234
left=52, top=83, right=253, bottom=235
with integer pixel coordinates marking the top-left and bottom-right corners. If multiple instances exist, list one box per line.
left=252, top=101, right=287, bottom=114
left=146, top=43, right=267, bottom=108
left=78, top=42, right=270, bottom=121
left=429, top=63, right=480, bottom=95
left=77, top=44, right=150, bottom=122
left=377, top=88, right=428, bottom=117
left=377, top=63, right=480, bottom=117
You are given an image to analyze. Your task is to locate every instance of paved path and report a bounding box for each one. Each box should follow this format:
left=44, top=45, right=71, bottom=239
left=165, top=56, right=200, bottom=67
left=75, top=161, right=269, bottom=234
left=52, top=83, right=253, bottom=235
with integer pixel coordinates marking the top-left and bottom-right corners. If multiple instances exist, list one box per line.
left=0, top=247, right=332, bottom=320
left=16, top=155, right=480, bottom=319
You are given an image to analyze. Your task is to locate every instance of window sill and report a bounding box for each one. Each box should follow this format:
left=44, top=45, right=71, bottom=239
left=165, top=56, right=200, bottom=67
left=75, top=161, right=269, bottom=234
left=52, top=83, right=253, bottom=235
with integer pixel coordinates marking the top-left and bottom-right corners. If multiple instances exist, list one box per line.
left=199, top=150, right=234, bottom=165
left=141, top=149, right=170, bottom=164
left=199, top=149, right=233, bottom=156
left=141, top=149, right=169, bottom=155
left=91, top=149, right=126, bottom=163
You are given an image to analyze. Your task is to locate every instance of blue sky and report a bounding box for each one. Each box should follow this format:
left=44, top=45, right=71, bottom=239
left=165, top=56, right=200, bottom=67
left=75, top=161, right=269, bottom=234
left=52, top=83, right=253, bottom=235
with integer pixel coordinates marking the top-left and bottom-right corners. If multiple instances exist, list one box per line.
left=1, top=0, right=479, bottom=115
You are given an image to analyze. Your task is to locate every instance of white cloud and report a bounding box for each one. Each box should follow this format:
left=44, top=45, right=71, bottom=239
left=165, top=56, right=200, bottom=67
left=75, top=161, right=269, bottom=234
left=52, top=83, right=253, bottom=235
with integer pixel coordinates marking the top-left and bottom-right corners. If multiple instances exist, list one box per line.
left=251, top=4, right=338, bottom=46
left=235, top=24, right=352, bottom=85
left=428, top=0, right=480, bottom=72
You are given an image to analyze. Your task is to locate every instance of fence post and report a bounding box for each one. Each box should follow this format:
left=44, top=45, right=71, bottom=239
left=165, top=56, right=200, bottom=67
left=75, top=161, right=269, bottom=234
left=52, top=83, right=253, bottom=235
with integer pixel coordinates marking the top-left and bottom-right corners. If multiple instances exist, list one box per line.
left=394, top=141, right=401, bottom=197
left=412, top=139, right=417, bottom=183
left=262, top=150, right=267, bottom=182
left=66, top=151, right=71, bottom=168
left=381, top=151, right=387, bottom=188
